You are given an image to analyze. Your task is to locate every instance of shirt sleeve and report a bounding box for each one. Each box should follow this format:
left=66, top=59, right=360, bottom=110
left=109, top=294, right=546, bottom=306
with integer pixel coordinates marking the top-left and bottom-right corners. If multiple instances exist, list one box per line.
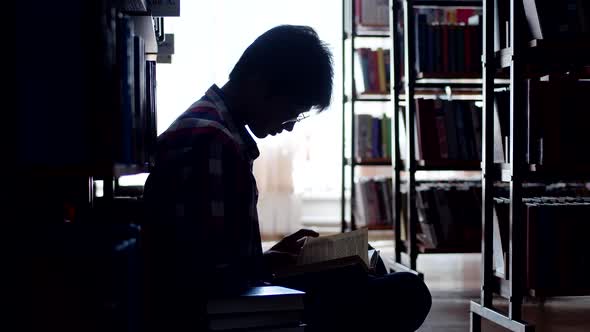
left=143, top=131, right=261, bottom=297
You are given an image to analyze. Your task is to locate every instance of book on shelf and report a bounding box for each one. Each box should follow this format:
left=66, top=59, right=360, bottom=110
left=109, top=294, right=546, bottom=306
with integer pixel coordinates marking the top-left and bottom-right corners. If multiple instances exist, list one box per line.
left=355, top=0, right=390, bottom=32
left=133, top=35, right=146, bottom=165
left=117, top=14, right=136, bottom=164
left=116, top=13, right=158, bottom=167
left=355, top=48, right=391, bottom=95
left=415, top=182, right=482, bottom=250
left=145, top=60, right=158, bottom=166
left=526, top=77, right=590, bottom=166
left=414, top=8, right=482, bottom=77
left=272, top=228, right=380, bottom=278
left=522, top=0, right=590, bottom=40
left=354, top=113, right=392, bottom=161
left=525, top=197, right=590, bottom=296
left=492, top=182, right=590, bottom=288
left=414, top=100, right=482, bottom=162
left=354, top=177, right=393, bottom=228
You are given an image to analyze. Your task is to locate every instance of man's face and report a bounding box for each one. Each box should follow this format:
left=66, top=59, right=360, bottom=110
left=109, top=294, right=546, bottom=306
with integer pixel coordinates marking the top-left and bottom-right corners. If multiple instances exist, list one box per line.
left=248, top=96, right=310, bottom=138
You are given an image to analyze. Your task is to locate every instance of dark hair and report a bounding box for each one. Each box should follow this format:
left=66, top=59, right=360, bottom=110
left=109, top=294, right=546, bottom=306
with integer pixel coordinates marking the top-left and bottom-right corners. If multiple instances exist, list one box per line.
left=229, top=25, right=334, bottom=111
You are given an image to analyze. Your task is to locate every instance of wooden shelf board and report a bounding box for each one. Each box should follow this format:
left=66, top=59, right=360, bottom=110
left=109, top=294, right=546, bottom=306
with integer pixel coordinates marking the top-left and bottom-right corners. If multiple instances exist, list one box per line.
left=352, top=32, right=390, bottom=38
left=497, top=163, right=590, bottom=182
left=347, top=158, right=392, bottom=166
left=411, top=0, right=482, bottom=8
left=492, top=275, right=590, bottom=299
left=20, top=163, right=150, bottom=177
left=399, top=240, right=480, bottom=254
left=417, top=72, right=481, bottom=79
left=415, top=159, right=481, bottom=171
left=367, top=225, right=394, bottom=231
left=353, top=94, right=391, bottom=102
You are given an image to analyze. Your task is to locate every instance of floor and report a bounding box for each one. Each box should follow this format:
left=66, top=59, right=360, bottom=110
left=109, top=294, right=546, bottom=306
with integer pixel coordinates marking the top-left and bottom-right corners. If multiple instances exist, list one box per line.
left=263, top=232, right=590, bottom=331
left=374, top=240, right=590, bottom=332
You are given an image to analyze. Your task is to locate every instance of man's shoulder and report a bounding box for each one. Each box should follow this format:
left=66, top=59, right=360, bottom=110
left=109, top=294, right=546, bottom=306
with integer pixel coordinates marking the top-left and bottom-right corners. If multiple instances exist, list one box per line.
left=155, top=108, right=242, bottom=163
left=160, top=102, right=236, bottom=144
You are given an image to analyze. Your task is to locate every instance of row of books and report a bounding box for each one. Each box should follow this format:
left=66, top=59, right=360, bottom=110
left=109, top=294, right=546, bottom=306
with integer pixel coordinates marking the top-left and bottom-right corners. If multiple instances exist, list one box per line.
left=116, top=15, right=158, bottom=166
left=494, top=181, right=590, bottom=198
left=522, top=0, right=589, bottom=40
left=354, top=113, right=392, bottom=161
left=493, top=196, right=590, bottom=296
left=415, top=181, right=482, bottom=249
left=525, top=78, right=590, bottom=165
left=414, top=15, right=482, bottom=76
left=355, top=48, right=391, bottom=95
left=493, top=78, right=590, bottom=165
left=415, top=100, right=482, bottom=162
left=354, top=0, right=389, bottom=32
left=494, top=0, right=589, bottom=52
left=354, top=177, right=393, bottom=228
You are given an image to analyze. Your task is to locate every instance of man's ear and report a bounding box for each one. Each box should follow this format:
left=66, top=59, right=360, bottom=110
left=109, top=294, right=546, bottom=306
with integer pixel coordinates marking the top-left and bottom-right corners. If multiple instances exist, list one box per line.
left=247, top=75, right=272, bottom=100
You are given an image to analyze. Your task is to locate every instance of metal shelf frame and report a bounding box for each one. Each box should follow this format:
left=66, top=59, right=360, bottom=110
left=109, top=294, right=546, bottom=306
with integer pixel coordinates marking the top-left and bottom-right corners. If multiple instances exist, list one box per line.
left=390, top=0, right=484, bottom=277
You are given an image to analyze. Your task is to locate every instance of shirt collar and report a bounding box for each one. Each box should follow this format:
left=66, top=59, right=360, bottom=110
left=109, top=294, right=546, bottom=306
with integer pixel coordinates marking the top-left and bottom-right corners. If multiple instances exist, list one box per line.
left=207, top=84, right=260, bottom=161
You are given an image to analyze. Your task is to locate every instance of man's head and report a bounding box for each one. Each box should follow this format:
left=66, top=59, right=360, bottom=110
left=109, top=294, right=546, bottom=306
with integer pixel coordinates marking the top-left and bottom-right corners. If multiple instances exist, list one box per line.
left=228, top=25, right=334, bottom=138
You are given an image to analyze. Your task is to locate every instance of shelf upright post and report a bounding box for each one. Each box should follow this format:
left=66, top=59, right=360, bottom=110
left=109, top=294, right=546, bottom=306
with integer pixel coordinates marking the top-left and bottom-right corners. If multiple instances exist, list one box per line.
left=508, top=0, right=526, bottom=321
left=471, top=0, right=496, bottom=329
left=391, top=0, right=403, bottom=264
left=403, top=0, right=418, bottom=271
left=341, top=0, right=347, bottom=233
left=481, top=0, right=495, bottom=310
left=350, top=0, right=358, bottom=231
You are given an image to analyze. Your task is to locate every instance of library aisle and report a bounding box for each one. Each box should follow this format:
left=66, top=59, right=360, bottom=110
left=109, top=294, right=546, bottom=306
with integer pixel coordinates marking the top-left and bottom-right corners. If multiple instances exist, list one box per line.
left=374, top=248, right=590, bottom=332
left=267, top=235, right=590, bottom=332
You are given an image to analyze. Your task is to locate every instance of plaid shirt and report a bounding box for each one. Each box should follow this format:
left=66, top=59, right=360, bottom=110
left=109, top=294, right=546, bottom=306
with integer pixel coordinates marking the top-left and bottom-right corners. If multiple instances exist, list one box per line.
left=143, top=85, right=265, bottom=296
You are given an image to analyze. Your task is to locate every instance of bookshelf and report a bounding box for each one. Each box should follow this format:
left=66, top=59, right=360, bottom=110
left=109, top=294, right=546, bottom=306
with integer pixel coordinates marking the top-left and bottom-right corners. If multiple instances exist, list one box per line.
left=342, top=0, right=395, bottom=232
left=470, top=1, right=590, bottom=331
left=16, top=1, right=178, bottom=330
left=390, top=0, right=486, bottom=276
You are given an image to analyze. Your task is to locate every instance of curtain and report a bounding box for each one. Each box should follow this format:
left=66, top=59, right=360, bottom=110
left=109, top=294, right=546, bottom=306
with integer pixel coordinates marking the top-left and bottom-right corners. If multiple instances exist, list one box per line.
left=253, top=134, right=303, bottom=239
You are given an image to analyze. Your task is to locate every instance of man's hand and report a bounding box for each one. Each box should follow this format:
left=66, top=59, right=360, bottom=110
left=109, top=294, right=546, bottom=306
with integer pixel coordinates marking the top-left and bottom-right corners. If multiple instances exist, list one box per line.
left=263, top=229, right=319, bottom=271
left=269, top=229, right=319, bottom=255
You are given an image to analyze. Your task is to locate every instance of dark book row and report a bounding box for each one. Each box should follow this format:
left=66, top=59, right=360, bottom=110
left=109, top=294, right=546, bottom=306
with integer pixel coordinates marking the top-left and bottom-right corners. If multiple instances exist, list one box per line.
left=493, top=77, right=590, bottom=165
left=415, top=100, right=482, bottom=162
left=116, top=15, right=158, bottom=166
left=415, top=181, right=482, bottom=249
left=493, top=196, right=590, bottom=296
left=354, top=177, right=394, bottom=228
left=494, top=181, right=590, bottom=199
left=17, top=4, right=157, bottom=171
left=354, top=114, right=392, bottom=161
left=354, top=0, right=390, bottom=32
left=415, top=15, right=482, bottom=76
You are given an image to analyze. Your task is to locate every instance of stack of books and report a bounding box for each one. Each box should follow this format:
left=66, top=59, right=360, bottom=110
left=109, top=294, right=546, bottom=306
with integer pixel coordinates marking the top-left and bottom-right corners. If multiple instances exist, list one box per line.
left=206, top=286, right=306, bottom=331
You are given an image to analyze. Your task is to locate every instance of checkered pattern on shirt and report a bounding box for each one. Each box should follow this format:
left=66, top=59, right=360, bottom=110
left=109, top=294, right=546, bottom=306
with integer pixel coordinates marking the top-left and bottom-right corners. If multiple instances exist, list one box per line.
left=143, top=85, right=265, bottom=295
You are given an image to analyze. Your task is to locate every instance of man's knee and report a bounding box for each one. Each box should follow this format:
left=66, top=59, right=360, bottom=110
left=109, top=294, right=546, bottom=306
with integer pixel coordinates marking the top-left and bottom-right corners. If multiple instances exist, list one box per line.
left=371, top=272, right=432, bottom=331
left=393, top=272, right=432, bottom=330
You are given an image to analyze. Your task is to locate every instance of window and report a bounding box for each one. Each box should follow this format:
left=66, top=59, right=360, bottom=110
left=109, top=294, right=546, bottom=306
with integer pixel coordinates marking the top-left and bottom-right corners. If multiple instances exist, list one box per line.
left=122, top=0, right=344, bottom=199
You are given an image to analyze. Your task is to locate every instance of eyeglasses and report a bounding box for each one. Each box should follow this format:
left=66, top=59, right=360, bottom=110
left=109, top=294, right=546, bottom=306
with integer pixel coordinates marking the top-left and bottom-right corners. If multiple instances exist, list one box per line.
left=281, top=112, right=311, bottom=126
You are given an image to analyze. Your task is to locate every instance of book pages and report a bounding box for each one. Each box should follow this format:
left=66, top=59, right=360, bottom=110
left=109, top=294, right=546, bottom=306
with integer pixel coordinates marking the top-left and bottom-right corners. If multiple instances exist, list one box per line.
left=296, top=228, right=369, bottom=266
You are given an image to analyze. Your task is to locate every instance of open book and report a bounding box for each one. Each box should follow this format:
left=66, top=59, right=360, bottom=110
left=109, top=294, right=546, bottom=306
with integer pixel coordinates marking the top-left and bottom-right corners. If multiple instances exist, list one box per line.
left=272, top=228, right=380, bottom=278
